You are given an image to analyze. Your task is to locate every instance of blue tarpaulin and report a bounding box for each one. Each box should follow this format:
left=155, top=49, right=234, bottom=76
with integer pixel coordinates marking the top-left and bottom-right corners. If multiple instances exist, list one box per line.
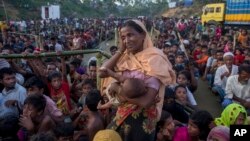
left=184, top=0, right=193, bottom=7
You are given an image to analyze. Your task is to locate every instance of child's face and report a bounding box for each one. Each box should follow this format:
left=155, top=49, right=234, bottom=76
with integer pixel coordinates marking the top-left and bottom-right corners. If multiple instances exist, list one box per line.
left=175, top=55, right=184, bottom=64
left=163, top=47, right=170, bottom=55
left=188, top=119, right=200, bottom=137
left=27, top=86, right=43, bottom=96
left=51, top=77, right=62, bottom=90
left=82, top=84, right=93, bottom=95
left=162, top=116, right=175, bottom=137
left=235, top=50, right=241, bottom=55
left=23, top=104, right=41, bottom=119
left=177, top=74, right=188, bottom=86
left=216, top=52, right=223, bottom=60
left=217, top=61, right=224, bottom=67
left=175, top=87, right=187, bottom=104
left=234, top=112, right=246, bottom=125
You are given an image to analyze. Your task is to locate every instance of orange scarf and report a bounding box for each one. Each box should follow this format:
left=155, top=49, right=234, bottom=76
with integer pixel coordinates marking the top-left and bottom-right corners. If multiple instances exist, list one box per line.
left=101, top=20, right=176, bottom=120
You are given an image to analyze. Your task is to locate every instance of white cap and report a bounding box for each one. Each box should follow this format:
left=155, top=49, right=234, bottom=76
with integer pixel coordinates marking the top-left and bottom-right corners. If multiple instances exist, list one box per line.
left=223, top=52, right=234, bottom=58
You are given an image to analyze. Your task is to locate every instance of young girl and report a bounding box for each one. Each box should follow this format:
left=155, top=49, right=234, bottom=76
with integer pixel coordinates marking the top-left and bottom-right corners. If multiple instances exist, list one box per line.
left=214, top=103, right=248, bottom=127
left=173, top=110, right=213, bottom=141
left=174, top=85, right=189, bottom=106
left=78, top=79, right=95, bottom=107
left=234, top=48, right=245, bottom=65
left=156, top=111, right=176, bottom=141
left=176, top=71, right=197, bottom=106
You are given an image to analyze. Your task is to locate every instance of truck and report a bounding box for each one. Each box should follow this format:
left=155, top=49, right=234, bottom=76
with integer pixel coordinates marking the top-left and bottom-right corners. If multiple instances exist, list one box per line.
left=201, top=0, right=250, bottom=26
left=41, top=5, right=60, bottom=20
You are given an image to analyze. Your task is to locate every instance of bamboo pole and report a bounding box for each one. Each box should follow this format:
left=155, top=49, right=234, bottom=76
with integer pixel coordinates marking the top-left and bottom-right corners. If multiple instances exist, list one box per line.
left=177, top=31, right=189, bottom=60
left=96, top=53, right=102, bottom=90
left=0, top=49, right=111, bottom=59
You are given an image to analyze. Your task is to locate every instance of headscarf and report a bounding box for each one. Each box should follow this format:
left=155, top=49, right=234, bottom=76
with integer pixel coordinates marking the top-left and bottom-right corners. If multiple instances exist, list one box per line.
left=101, top=20, right=176, bottom=120
left=93, top=130, right=122, bottom=141
left=214, top=103, right=248, bottom=127
left=207, top=126, right=230, bottom=141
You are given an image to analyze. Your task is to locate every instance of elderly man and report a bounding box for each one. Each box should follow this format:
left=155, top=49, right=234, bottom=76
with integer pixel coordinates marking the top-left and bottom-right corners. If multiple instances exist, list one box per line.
left=222, top=64, right=250, bottom=109
left=212, top=52, right=238, bottom=102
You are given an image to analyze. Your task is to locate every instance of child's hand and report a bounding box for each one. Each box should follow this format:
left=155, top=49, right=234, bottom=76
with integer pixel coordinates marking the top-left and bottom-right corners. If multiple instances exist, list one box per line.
left=19, top=114, right=34, bottom=131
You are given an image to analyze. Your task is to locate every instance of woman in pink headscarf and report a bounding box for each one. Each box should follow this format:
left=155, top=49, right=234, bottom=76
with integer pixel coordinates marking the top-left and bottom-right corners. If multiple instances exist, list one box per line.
left=207, top=126, right=230, bottom=141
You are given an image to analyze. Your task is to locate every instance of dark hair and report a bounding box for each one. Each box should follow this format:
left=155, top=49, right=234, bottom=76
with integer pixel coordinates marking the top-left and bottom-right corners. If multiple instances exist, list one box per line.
left=82, top=79, right=95, bottom=88
left=0, top=67, right=15, bottom=80
left=190, top=110, right=213, bottom=140
left=0, top=114, right=19, bottom=138
left=30, top=133, right=56, bottom=141
left=24, top=94, right=46, bottom=113
left=89, top=60, right=96, bottom=68
left=157, top=110, right=172, bottom=128
left=216, top=50, right=224, bottom=54
left=24, top=76, right=45, bottom=90
left=174, top=85, right=187, bottom=93
left=85, top=89, right=101, bottom=111
left=239, top=64, right=250, bottom=74
left=70, top=58, right=81, bottom=68
left=53, top=123, right=74, bottom=138
left=178, top=70, right=191, bottom=82
left=47, top=71, right=62, bottom=82
left=110, top=46, right=118, bottom=52
left=122, top=20, right=145, bottom=34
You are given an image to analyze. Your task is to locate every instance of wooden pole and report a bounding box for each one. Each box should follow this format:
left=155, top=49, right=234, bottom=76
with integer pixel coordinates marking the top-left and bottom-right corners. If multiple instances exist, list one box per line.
left=177, top=31, right=189, bottom=60
left=0, top=49, right=111, bottom=59
left=2, top=0, right=8, bottom=22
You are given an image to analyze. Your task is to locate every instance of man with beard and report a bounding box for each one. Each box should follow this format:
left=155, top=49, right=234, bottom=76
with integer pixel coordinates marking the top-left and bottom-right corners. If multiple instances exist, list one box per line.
left=0, top=67, right=27, bottom=119
left=222, top=64, right=250, bottom=110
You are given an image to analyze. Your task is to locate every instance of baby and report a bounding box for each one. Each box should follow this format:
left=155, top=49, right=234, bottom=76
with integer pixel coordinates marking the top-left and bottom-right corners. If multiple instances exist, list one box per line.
left=98, top=68, right=147, bottom=109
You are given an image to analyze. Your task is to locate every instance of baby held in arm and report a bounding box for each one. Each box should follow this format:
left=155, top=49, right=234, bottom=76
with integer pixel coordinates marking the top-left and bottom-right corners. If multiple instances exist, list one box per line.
left=98, top=68, right=147, bottom=109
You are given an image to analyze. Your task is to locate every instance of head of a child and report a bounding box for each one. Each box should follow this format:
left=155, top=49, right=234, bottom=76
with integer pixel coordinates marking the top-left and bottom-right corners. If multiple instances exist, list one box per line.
left=235, top=48, right=242, bottom=55
left=121, top=78, right=146, bottom=99
left=48, top=71, right=63, bottom=90
left=110, top=46, right=118, bottom=56
left=85, top=89, right=102, bottom=112
left=82, top=79, right=95, bottom=95
left=24, top=76, right=45, bottom=96
left=69, top=59, right=81, bottom=74
left=163, top=42, right=172, bottom=55
left=54, top=123, right=74, bottom=141
left=188, top=110, right=213, bottom=140
left=174, top=85, right=188, bottom=105
left=23, top=94, right=46, bottom=121
left=177, top=70, right=191, bottom=86
left=195, top=44, right=201, bottom=51
left=209, top=42, right=217, bottom=49
left=217, top=59, right=224, bottom=67
left=175, top=53, right=184, bottom=64
left=241, top=29, right=247, bottom=36
left=201, top=45, right=208, bottom=54
left=157, top=111, right=175, bottom=140
left=216, top=50, right=224, bottom=60
left=171, top=44, right=178, bottom=54
left=46, top=62, right=57, bottom=75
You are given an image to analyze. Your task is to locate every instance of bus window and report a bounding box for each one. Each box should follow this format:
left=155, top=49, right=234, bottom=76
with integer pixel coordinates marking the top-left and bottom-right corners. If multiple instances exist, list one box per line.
left=209, top=7, right=214, bottom=13
left=216, top=7, right=221, bottom=13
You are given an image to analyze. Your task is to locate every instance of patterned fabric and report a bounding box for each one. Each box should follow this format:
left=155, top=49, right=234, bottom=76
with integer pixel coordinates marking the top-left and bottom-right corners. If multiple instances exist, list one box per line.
left=48, top=81, right=72, bottom=115
left=107, top=103, right=157, bottom=141
left=214, top=103, right=248, bottom=127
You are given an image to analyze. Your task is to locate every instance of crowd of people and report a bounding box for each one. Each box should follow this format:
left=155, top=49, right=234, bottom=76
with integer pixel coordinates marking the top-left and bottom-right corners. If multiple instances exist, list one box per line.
left=0, top=16, right=249, bottom=141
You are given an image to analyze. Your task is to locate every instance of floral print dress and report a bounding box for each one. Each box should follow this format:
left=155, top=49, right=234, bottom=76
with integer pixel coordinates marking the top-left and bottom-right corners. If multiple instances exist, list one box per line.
left=107, top=70, right=161, bottom=141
